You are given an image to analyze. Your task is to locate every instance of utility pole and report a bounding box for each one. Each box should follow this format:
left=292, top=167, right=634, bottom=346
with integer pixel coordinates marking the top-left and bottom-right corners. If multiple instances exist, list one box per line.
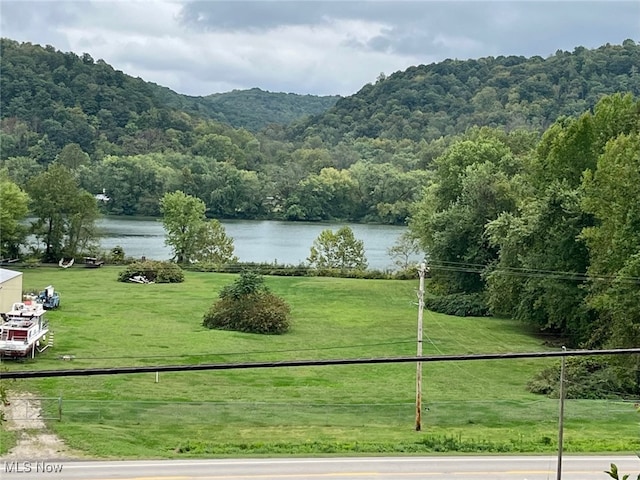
left=415, top=262, right=427, bottom=431
left=556, top=345, right=567, bottom=480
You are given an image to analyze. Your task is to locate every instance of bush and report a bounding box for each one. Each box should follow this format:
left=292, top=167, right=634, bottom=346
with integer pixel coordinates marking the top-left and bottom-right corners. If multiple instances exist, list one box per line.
left=203, top=271, right=291, bottom=335
left=117, top=260, right=185, bottom=283
left=527, top=357, right=638, bottom=399
left=203, top=293, right=291, bottom=334
left=188, top=261, right=412, bottom=279
left=424, top=293, right=491, bottom=317
left=108, top=246, right=126, bottom=264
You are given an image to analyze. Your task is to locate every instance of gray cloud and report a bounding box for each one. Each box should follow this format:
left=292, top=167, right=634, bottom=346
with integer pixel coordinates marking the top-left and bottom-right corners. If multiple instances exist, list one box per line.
left=1, top=1, right=638, bottom=96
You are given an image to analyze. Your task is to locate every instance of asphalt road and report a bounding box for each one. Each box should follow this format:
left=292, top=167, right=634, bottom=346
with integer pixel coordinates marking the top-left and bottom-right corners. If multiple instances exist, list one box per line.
left=2, top=456, right=639, bottom=480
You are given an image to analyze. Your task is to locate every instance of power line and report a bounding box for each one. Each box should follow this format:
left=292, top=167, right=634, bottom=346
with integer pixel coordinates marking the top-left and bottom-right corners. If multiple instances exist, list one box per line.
left=3, top=347, right=639, bottom=380
left=427, top=260, right=640, bottom=284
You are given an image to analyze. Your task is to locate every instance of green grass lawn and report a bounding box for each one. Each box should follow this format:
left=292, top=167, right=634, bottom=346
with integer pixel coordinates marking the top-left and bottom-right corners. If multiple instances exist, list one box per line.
left=1, top=266, right=638, bottom=458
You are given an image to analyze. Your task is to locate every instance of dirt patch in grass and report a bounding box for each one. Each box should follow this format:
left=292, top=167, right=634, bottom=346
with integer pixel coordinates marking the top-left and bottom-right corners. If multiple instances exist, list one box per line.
left=1, top=392, right=82, bottom=460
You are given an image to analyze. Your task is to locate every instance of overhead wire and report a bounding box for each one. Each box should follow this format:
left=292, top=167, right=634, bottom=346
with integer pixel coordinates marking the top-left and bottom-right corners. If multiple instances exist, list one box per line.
left=203, top=260, right=640, bottom=284
left=4, top=347, right=639, bottom=380
left=426, top=260, right=640, bottom=284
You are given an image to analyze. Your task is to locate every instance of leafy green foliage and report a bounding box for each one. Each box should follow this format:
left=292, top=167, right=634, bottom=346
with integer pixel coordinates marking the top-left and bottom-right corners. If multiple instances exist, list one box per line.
left=387, top=231, right=422, bottom=271
left=308, top=226, right=368, bottom=270
left=605, top=462, right=639, bottom=480
left=203, top=271, right=291, bottom=334
left=57, top=143, right=90, bottom=169
left=408, top=92, right=640, bottom=395
left=285, top=168, right=359, bottom=221
left=527, top=357, right=637, bottom=399
left=26, top=163, right=99, bottom=262
left=193, top=220, right=238, bottom=267
left=109, top=245, right=126, bottom=264
left=161, top=191, right=208, bottom=264
left=424, top=293, right=491, bottom=317
left=3, top=38, right=639, bottom=229
left=219, top=270, right=266, bottom=299
left=118, top=260, right=185, bottom=283
left=0, top=173, right=30, bottom=259
left=486, top=183, right=594, bottom=343
left=160, top=191, right=237, bottom=265
left=410, top=136, right=521, bottom=293
left=582, top=131, right=640, bottom=350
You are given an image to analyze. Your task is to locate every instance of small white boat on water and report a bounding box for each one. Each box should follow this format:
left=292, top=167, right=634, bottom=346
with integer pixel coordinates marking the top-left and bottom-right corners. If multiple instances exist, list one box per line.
left=0, top=301, right=50, bottom=358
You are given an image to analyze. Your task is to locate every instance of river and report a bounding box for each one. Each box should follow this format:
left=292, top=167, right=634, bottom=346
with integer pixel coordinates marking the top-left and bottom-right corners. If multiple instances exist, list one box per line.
left=96, top=217, right=420, bottom=271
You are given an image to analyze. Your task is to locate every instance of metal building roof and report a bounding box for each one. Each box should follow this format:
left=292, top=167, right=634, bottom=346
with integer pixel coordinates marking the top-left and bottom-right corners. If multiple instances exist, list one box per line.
left=0, top=268, right=22, bottom=283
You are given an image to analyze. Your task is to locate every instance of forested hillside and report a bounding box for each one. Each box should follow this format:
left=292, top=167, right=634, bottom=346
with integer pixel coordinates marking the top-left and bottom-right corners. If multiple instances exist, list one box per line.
left=289, top=40, right=640, bottom=144
left=2, top=38, right=639, bottom=227
left=0, top=38, right=337, bottom=150
left=148, top=86, right=340, bottom=132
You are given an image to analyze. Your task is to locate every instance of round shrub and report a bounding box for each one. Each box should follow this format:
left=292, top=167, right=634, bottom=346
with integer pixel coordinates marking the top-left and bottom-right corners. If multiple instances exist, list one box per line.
left=203, top=292, right=291, bottom=334
left=203, top=270, right=291, bottom=334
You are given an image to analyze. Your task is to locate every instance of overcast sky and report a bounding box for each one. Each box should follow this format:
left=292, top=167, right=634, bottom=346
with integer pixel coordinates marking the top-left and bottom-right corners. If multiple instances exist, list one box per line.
left=1, top=1, right=638, bottom=97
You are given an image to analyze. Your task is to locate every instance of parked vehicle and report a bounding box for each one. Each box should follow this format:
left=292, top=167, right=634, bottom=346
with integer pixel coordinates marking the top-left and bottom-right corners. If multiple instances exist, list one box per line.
left=37, top=285, right=60, bottom=309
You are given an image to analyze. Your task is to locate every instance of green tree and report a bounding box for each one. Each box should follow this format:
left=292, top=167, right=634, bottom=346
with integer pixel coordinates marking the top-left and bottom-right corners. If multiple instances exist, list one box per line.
left=0, top=156, right=43, bottom=187
left=0, top=174, right=30, bottom=259
left=27, top=163, right=99, bottom=262
left=161, top=191, right=237, bottom=265
left=203, top=270, right=291, bottom=334
left=56, top=143, right=90, bottom=169
left=200, top=162, right=268, bottom=218
left=582, top=132, right=640, bottom=375
left=191, top=133, right=244, bottom=164
left=93, top=154, right=171, bottom=216
left=194, top=219, right=238, bottom=266
left=484, top=93, right=640, bottom=384
left=160, top=191, right=208, bottom=264
left=387, top=231, right=422, bottom=271
left=307, top=226, right=368, bottom=270
left=287, top=168, right=359, bottom=221
left=349, top=161, right=430, bottom=224
left=486, top=182, right=593, bottom=342
left=410, top=138, right=520, bottom=293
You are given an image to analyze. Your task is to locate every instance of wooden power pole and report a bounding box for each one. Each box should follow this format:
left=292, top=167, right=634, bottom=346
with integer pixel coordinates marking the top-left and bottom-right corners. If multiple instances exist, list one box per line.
left=415, top=262, right=427, bottom=431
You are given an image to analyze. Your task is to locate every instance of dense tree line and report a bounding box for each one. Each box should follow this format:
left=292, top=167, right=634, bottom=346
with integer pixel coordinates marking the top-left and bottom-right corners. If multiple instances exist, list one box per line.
left=409, top=93, right=640, bottom=393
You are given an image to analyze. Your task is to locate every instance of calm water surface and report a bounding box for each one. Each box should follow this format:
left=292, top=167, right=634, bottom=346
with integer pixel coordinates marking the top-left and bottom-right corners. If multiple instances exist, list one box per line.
left=97, top=217, right=419, bottom=271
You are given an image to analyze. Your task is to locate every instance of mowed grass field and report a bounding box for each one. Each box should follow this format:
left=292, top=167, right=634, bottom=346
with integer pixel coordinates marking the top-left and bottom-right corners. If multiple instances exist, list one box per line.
left=1, top=266, right=638, bottom=458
